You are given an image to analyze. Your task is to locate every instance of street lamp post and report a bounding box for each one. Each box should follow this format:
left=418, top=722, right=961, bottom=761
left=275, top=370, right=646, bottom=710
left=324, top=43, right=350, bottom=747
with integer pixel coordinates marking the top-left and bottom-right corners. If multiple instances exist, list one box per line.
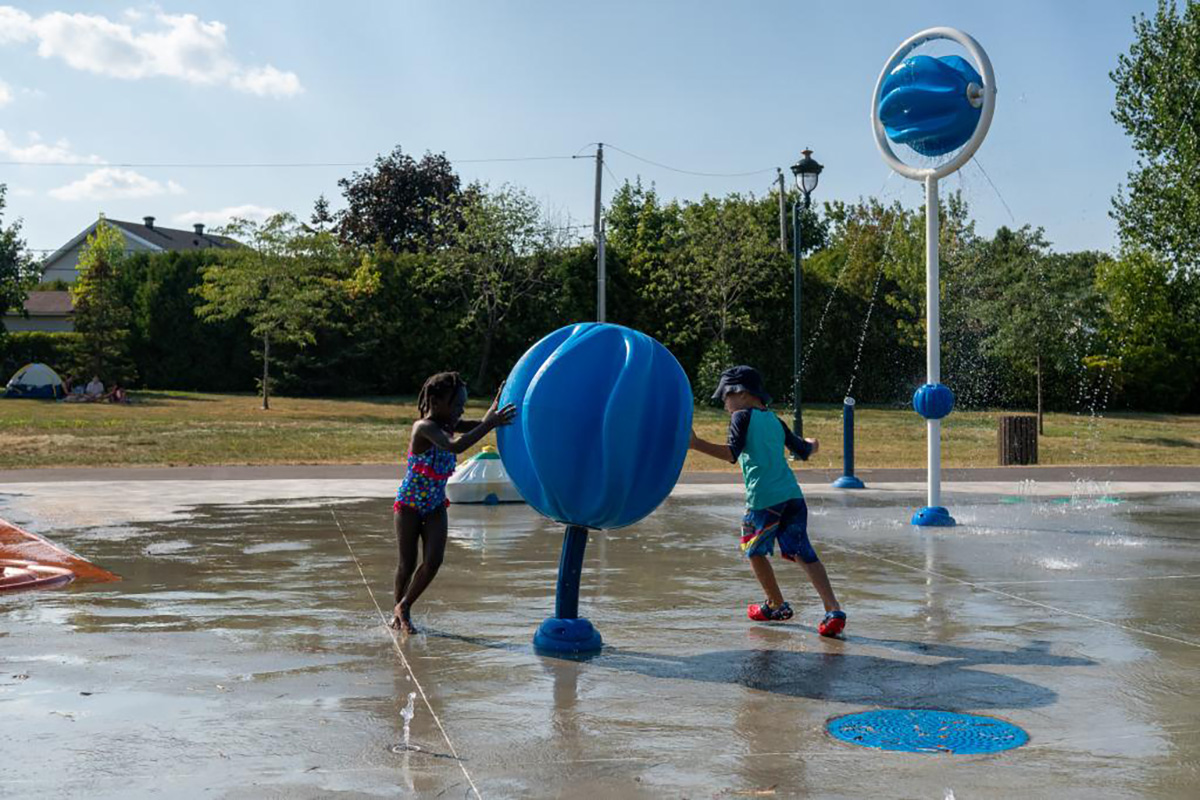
left=790, top=149, right=823, bottom=441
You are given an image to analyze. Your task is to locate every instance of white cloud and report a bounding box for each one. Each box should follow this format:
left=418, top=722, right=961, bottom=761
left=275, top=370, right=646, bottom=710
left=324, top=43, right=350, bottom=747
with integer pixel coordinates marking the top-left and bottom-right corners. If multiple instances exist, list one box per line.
left=49, top=168, right=184, bottom=201
left=0, top=6, right=34, bottom=44
left=0, top=79, right=10, bottom=107
left=173, top=205, right=279, bottom=227
left=0, top=129, right=104, bottom=163
left=230, top=65, right=303, bottom=99
left=0, top=6, right=302, bottom=97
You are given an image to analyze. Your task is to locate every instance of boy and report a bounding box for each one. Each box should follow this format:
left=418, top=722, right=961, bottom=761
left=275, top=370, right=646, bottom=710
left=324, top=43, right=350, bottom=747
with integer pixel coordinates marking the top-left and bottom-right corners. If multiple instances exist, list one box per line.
left=690, top=365, right=847, bottom=636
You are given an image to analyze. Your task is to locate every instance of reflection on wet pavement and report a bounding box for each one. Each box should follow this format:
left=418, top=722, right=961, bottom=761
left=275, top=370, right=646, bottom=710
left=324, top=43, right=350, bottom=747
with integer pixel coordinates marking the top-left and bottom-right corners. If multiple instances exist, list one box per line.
left=2, top=491, right=1199, bottom=798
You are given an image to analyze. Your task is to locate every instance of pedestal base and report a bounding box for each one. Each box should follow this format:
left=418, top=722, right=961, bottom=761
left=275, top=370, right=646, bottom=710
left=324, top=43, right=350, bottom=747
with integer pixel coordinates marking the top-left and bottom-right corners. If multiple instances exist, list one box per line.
left=912, top=506, right=956, bottom=527
left=833, top=475, right=866, bottom=489
left=533, top=617, right=602, bottom=654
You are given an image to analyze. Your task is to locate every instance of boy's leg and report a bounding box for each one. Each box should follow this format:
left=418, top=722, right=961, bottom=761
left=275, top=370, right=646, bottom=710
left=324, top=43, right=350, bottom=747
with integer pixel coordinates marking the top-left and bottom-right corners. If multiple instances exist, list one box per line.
left=749, top=555, right=785, bottom=608
left=399, top=507, right=449, bottom=616
left=800, top=560, right=841, bottom=614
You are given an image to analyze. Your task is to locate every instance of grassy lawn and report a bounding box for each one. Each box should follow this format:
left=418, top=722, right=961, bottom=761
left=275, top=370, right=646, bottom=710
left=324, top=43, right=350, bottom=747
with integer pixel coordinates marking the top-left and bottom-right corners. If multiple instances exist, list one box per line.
left=0, top=391, right=1197, bottom=471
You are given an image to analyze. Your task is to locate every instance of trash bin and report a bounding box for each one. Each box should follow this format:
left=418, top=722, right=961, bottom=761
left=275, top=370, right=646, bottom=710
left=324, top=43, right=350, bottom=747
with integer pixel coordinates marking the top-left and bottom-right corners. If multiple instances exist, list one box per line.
left=998, top=414, right=1038, bottom=465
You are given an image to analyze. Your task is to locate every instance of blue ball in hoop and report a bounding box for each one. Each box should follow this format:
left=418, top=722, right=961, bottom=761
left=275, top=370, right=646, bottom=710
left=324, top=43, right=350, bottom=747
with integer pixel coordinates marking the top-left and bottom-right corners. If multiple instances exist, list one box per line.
left=878, top=55, right=983, bottom=157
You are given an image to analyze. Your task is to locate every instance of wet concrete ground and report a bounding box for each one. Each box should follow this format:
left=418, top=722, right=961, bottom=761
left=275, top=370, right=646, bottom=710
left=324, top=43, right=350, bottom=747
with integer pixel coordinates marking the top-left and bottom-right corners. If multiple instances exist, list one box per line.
left=2, top=486, right=1200, bottom=799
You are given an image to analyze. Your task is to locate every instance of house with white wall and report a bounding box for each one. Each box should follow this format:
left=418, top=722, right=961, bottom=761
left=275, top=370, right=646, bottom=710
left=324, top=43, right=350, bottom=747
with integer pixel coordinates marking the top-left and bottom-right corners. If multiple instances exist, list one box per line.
left=5, top=215, right=239, bottom=334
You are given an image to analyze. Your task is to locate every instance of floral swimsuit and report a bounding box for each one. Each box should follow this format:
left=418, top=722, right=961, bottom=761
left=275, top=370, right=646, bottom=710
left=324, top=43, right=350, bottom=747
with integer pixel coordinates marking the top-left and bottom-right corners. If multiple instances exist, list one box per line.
left=394, top=444, right=457, bottom=517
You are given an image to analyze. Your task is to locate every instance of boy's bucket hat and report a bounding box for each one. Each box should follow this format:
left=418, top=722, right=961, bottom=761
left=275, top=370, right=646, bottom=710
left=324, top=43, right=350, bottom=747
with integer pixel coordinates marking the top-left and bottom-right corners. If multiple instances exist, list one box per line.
left=711, top=365, right=772, bottom=406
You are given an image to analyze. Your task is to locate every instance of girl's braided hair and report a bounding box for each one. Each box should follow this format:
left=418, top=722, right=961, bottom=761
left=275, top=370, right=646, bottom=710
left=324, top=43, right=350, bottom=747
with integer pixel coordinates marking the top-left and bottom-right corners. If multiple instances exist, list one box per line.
left=417, top=371, right=466, bottom=419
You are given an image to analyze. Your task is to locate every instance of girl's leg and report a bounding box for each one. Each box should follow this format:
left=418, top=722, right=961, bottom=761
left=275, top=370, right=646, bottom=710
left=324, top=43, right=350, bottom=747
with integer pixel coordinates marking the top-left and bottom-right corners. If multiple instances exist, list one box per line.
left=391, top=508, right=422, bottom=630
left=800, top=560, right=841, bottom=613
left=749, top=555, right=785, bottom=608
left=399, top=508, right=449, bottom=625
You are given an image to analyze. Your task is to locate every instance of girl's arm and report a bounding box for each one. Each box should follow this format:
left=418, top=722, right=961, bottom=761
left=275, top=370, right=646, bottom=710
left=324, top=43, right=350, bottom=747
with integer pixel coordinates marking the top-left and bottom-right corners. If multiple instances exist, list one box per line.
left=690, top=428, right=735, bottom=463
left=415, top=385, right=516, bottom=455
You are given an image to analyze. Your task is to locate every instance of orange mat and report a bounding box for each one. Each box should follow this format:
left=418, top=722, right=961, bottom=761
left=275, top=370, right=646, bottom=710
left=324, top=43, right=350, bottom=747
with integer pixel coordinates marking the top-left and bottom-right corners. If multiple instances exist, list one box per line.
left=0, top=518, right=121, bottom=583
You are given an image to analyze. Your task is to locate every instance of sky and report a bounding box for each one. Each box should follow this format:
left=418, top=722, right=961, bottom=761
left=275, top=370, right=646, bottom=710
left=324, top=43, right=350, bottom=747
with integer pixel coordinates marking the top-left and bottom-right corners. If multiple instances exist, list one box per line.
left=0, top=1, right=1158, bottom=259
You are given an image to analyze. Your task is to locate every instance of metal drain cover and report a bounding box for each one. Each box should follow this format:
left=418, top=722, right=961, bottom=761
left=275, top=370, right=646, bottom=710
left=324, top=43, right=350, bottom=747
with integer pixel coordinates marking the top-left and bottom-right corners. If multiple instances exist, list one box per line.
left=827, top=710, right=1028, bottom=754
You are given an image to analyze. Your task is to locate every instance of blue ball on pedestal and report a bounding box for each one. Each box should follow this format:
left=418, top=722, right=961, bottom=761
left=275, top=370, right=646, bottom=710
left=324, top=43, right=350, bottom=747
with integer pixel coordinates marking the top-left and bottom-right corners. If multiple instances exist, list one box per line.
left=497, top=323, right=693, bottom=655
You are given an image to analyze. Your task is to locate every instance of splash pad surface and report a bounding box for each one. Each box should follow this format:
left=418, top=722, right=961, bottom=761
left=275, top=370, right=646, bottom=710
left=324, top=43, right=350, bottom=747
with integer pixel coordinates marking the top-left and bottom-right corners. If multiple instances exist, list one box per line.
left=1, top=479, right=1199, bottom=798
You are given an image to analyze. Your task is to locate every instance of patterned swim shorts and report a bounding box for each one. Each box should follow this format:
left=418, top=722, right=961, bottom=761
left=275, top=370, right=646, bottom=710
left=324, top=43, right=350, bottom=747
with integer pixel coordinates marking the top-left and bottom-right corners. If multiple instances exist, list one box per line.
left=740, top=497, right=819, bottom=563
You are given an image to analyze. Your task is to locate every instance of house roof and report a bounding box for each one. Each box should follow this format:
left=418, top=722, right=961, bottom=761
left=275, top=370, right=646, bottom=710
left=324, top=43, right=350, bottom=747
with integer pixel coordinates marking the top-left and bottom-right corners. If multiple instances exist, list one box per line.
left=107, top=219, right=240, bottom=252
left=8, top=291, right=73, bottom=317
left=39, top=217, right=241, bottom=278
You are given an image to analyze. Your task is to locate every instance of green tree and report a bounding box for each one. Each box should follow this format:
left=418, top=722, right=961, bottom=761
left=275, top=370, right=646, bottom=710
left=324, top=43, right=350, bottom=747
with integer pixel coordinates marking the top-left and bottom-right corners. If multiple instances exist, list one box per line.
left=962, top=227, right=1103, bottom=431
left=435, top=184, right=553, bottom=387
left=1089, top=248, right=1200, bottom=409
left=681, top=193, right=789, bottom=351
left=71, top=220, right=137, bottom=385
left=117, top=251, right=257, bottom=391
left=195, top=214, right=349, bottom=409
left=336, top=146, right=465, bottom=254
left=0, top=185, right=37, bottom=342
left=1111, top=0, right=1200, bottom=273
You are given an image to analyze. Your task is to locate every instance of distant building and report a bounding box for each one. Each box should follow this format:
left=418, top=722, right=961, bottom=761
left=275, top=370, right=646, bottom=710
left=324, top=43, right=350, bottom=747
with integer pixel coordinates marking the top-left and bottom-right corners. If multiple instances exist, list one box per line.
left=6, top=215, right=240, bottom=334
left=5, top=291, right=74, bottom=333
left=39, top=215, right=239, bottom=285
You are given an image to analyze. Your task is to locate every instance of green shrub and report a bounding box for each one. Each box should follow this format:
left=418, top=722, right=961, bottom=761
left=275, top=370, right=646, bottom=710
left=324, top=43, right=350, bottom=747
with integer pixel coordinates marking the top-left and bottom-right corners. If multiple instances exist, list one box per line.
left=1, top=331, right=82, bottom=378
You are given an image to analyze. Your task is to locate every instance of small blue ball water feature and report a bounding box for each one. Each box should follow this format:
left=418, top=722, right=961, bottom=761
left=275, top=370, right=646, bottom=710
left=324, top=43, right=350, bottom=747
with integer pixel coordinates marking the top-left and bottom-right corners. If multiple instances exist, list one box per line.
left=912, top=383, right=955, bottom=420
left=498, top=323, right=692, bottom=654
left=878, top=55, right=984, bottom=156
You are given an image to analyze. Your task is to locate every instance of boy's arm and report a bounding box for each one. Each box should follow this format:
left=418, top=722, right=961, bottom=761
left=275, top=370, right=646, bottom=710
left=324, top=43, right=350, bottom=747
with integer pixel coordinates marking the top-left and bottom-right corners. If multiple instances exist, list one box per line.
left=779, top=419, right=816, bottom=460
left=690, top=430, right=734, bottom=462
left=689, top=409, right=751, bottom=464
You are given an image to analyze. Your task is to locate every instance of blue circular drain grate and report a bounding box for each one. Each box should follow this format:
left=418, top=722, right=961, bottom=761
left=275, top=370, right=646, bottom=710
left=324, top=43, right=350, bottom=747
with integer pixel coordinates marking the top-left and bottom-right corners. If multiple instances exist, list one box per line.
left=827, top=710, right=1028, bottom=754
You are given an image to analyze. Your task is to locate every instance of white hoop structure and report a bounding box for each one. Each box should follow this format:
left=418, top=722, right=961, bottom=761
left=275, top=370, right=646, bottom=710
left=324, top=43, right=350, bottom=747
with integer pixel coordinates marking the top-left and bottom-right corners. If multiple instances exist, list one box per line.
left=870, top=27, right=997, bottom=181
left=871, top=27, right=996, bottom=527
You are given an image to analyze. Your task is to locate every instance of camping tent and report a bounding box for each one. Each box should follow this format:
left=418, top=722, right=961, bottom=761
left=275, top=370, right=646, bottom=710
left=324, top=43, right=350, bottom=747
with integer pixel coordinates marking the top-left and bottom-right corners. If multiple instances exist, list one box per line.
left=3, top=363, right=66, bottom=399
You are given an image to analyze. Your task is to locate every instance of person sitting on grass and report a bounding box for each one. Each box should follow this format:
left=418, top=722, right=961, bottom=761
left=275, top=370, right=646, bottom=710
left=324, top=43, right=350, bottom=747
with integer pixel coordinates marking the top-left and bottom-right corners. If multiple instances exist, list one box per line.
left=390, top=372, right=516, bottom=634
left=84, top=375, right=104, bottom=401
left=689, top=365, right=847, bottom=637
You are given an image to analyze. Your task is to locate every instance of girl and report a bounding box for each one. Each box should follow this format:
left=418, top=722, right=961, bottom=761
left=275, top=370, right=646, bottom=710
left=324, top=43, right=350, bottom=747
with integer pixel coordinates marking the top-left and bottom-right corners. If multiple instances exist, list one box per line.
left=391, top=372, right=516, bottom=633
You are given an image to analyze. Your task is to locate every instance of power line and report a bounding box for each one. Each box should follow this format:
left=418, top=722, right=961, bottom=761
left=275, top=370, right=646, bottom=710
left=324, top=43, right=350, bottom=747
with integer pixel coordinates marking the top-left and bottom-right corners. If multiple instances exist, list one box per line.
left=604, top=144, right=776, bottom=178
left=0, top=155, right=582, bottom=169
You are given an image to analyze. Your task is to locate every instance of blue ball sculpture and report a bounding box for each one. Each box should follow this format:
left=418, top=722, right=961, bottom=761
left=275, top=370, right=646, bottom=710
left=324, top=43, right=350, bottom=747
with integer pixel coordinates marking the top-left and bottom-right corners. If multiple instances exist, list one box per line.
left=878, top=54, right=983, bottom=157
left=498, top=322, right=692, bottom=530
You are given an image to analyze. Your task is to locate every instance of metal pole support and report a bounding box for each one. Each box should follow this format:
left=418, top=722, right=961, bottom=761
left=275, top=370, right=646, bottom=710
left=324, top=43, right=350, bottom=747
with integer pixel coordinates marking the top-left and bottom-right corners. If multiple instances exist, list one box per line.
left=832, top=397, right=866, bottom=489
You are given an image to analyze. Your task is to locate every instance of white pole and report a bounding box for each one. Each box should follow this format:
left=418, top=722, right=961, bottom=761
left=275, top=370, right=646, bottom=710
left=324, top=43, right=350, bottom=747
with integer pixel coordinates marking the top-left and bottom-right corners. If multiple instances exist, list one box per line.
left=925, top=174, right=941, bottom=510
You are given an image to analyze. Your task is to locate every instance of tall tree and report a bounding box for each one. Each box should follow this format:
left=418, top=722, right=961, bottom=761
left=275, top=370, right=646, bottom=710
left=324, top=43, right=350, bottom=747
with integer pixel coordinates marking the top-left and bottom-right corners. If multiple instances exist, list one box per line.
left=0, top=185, right=36, bottom=341
left=1089, top=248, right=1200, bottom=409
left=71, top=220, right=137, bottom=385
left=194, top=214, right=348, bottom=409
left=965, top=227, right=1101, bottom=432
left=1111, top=0, right=1200, bottom=273
left=336, top=146, right=464, bottom=253
left=436, top=184, right=552, bottom=388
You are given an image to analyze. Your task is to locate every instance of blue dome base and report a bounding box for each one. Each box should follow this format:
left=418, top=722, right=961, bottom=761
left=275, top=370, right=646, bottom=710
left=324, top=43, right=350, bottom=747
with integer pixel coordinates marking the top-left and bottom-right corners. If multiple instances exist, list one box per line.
left=533, top=617, right=603, bottom=654
left=912, top=506, right=956, bottom=527
left=833, top=475, right=866, bottom=489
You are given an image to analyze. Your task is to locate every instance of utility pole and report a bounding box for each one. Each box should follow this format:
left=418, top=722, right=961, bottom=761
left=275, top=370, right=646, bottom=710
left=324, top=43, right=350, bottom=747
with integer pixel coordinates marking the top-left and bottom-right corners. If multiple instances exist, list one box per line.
left=597, top=217, right=607, bottom=322
left=776, top=168, right=787, bottom=254
left=593, top=143, right=606, bottom=322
